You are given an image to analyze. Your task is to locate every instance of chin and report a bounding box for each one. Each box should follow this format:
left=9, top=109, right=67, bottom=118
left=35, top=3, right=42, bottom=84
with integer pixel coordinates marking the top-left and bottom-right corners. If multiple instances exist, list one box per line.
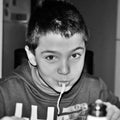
left=65, top=86, right=72, bottom=92
left=55, top=86, right=72, bottom=93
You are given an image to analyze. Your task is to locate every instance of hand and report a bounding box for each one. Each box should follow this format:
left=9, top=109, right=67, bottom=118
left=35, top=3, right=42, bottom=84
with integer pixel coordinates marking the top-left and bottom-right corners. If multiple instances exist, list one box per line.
left=96, top=99, right=120, bottom=120
left=103, top=102, right=120, bottom=120
left=0, top=116, right=25, bottom=120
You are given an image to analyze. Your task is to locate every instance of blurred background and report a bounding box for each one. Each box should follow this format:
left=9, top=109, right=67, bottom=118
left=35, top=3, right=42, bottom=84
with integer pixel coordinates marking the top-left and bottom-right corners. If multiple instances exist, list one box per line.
left=0, top=0, right=120, bottom=98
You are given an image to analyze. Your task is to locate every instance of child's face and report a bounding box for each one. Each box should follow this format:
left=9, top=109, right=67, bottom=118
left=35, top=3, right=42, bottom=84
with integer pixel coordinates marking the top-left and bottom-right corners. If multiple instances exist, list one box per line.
left=27, top=32, right=86, bottom=93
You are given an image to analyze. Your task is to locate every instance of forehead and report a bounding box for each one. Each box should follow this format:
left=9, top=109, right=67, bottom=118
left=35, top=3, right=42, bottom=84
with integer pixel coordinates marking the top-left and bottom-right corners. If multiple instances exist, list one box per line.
left=36, top=32, right=85, bottom=52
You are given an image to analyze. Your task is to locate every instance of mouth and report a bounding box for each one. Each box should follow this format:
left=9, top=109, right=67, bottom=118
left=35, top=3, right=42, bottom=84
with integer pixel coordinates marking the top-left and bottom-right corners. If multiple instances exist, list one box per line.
left=58, top=81, right=70, bottom=87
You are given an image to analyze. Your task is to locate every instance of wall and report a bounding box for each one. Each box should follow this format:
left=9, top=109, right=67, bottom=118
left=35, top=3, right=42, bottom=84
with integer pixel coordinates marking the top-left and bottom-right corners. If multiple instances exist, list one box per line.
left=2, top=0, right=30, bottom=77
left=70, top=0, right=117, bottom=92
left=115, top=0, right=120, bottom=98
left=3, top=22, right=26, bottom=77
left=0, top=0, right=3, bottom=78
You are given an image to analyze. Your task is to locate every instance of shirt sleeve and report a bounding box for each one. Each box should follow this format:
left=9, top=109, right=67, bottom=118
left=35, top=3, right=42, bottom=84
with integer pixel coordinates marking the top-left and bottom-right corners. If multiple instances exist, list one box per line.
left=98, top=78, right=120, bottom=109
left=0, top=90, right=5, bottom=118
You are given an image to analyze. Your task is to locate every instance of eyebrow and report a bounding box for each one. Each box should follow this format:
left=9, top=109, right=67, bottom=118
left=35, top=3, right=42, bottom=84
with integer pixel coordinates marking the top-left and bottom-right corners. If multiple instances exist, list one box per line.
left=72, top=46, right=84, bottom=52
left=41, top=50, right=58, bottom=54
left=41, top=47, right=84, bottom=54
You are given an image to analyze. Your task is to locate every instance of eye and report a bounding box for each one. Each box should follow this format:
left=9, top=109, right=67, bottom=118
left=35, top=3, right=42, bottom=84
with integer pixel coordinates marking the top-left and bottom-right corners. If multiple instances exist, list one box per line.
left=45, top=55, right=58, bottom=62
left=70, top=53, right=81, bottom=59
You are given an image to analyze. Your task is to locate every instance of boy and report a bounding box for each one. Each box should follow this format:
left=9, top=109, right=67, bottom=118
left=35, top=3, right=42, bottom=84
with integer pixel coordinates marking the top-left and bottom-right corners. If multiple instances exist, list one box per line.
left=0, top=0, right=120, bottom=120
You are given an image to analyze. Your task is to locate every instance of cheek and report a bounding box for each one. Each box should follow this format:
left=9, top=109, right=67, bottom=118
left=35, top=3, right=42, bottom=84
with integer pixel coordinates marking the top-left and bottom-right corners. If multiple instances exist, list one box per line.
left=71, top=63, right=84, bottom=78
left=37, top=61, right=56, bottom=76
left=71, top=55, right=85, bottom=74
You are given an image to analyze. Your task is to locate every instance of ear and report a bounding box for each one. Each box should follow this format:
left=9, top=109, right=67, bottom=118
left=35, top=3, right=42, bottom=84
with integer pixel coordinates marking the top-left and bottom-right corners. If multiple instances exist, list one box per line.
left=25, top=45, right=37, bottom=66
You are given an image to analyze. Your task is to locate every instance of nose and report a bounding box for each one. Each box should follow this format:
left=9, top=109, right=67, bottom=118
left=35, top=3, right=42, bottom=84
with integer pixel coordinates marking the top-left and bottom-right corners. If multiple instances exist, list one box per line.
left=57, top=60, right=70, bottom=75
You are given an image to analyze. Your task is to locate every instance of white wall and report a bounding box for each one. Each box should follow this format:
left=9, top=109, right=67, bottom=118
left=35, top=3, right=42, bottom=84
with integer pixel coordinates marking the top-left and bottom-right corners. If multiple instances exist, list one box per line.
left=0, top=0, right=3, bottom=78
left=115, top=0, right=120, bottom=98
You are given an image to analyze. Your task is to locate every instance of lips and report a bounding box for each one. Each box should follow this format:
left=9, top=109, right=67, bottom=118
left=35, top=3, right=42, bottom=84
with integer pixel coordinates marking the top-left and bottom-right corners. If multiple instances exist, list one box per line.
left=58, top=81, right=70, bottom=87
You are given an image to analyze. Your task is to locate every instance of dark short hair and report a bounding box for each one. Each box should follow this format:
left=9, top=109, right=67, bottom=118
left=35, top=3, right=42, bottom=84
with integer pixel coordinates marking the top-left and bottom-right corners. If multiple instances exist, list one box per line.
left=26, top=0, right=89, bottom=53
